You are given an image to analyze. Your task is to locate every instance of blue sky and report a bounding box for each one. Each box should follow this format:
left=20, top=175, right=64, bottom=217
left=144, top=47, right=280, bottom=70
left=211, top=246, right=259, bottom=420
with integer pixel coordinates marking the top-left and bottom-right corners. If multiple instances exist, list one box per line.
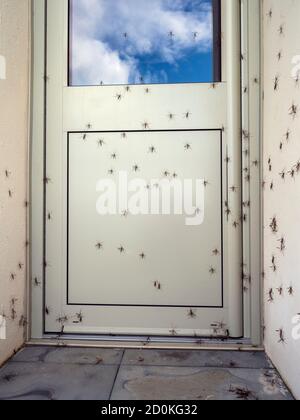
left=70, top=0, right=213, bottom=86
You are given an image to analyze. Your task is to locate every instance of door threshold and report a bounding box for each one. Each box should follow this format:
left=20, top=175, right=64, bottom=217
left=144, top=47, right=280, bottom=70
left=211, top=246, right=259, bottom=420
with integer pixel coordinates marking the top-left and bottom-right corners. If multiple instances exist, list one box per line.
left=27, top=336, right=264, bottom=352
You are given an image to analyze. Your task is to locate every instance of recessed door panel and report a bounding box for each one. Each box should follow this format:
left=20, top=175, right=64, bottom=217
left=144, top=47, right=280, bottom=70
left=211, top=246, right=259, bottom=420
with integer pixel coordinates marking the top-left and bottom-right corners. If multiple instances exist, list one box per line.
left=68, top=130, right=223, bottom=308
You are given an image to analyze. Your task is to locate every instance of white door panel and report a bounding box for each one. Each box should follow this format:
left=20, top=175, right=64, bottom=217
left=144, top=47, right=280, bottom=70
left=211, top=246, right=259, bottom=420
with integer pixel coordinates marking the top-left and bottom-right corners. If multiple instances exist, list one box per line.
left=42, top=0, right=243, bottom=338
left=68, top=130, right=223, bottom=307
left=63, top=84, right=227, bottom=131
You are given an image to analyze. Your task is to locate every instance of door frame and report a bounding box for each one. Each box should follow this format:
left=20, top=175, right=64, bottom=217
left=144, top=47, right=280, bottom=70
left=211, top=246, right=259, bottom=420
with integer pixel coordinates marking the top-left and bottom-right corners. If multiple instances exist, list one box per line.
left=29, top=0, right=263, bottom=346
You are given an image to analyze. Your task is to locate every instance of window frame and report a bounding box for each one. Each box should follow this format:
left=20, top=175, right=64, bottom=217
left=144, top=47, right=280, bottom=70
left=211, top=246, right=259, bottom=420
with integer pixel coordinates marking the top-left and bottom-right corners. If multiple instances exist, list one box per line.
left=68, top=0, right=223, bottom=87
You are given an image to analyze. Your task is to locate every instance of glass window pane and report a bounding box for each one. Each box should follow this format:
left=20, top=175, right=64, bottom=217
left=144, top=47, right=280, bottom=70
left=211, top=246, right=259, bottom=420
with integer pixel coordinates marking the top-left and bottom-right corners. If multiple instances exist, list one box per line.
left=69, top=0, right=220, bottom=86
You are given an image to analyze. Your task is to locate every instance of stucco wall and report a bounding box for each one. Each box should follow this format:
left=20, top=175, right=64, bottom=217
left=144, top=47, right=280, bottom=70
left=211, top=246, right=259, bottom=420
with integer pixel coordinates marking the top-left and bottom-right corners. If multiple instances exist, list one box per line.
left=263, top=0, right=300, bottom=399
left=0, top=0, right=30, bottom=365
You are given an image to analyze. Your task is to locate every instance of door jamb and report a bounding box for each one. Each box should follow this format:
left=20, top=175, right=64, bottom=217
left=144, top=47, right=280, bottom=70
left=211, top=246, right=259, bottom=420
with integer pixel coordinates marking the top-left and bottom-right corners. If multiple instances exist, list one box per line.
left=240, top=0, right=263, bottom=346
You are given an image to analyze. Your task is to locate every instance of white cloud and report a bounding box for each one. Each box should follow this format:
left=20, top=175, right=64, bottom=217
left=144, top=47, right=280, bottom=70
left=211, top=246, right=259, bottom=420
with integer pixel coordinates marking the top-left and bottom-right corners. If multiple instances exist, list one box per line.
left=71, top=36, right=135, bottom=85
left=70, top=0, right=212, bottom=85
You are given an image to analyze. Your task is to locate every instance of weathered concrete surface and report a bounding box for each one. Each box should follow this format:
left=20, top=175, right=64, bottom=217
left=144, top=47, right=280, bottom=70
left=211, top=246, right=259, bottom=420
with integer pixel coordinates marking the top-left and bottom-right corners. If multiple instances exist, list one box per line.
left=0, top=347, right=294, bottom=400
left=122, top=349, right=272, bottom=369
left=0, top=362, right=118, bottom=400
left=111, top=366, right=292, bottom=401
left=12, top=346, right=123, bottom=365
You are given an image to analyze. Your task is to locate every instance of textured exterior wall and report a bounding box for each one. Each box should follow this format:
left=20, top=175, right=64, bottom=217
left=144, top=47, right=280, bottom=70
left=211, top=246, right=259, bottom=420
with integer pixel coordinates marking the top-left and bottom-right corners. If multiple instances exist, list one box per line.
left=263, top=0, right=300, bottom=399
left=0, top=0, right=30, bottom=365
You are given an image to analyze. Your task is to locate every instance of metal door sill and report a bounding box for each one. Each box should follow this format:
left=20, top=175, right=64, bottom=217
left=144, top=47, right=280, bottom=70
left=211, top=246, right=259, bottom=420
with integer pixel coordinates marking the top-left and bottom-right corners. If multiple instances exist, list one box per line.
left=27, top=335, right=263, bottom=351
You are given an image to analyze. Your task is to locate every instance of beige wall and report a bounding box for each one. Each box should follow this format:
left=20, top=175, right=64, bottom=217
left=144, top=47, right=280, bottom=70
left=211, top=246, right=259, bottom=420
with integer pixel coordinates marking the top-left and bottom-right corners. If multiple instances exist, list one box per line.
left=263, top=0, right=300, bottom=399
left=0, top=0, right=30, bottom=365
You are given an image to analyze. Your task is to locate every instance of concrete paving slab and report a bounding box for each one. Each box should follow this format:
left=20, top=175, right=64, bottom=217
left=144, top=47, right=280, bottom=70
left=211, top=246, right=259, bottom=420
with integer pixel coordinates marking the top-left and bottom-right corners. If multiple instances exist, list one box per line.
left=0, top=362, right=118, bottom=400
left=111, top=365, right=293, bottom=400
left=122, top=349, right=272, bottom=369
left=10, top=346, right=54, bottom=363
left=1, top=347, right=293, bottom=400
left=11, top=346, right=123, bottom=365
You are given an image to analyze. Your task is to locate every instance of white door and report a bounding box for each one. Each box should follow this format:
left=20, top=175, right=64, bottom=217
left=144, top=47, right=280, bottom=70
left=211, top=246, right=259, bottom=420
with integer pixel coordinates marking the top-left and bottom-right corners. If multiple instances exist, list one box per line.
left=41, top=0, right=243, bottom=338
